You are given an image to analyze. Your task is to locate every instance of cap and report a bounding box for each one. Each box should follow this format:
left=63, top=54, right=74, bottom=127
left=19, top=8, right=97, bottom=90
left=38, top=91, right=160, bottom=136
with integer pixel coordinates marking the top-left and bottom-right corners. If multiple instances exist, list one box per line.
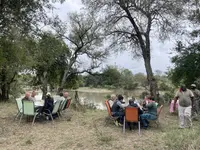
left=46, top=92, right=51, bottom=96
left=191, top=84, right=196, bottom=87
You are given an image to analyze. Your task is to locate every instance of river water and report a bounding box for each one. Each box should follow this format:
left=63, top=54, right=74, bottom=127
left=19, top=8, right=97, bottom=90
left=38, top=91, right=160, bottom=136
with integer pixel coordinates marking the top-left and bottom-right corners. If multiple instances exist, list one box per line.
left=22, top=88, right=144, bottom=110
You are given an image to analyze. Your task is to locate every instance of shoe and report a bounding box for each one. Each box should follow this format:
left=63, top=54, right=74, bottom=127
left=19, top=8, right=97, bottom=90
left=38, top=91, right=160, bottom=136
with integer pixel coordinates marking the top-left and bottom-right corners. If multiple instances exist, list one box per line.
left=118, top=123, right=123, bottom=127
left=142, top=126, right=148, bottom=130
left=46, top=116, right=49, bottom=120
left=115, top=120, right=119, bottom=127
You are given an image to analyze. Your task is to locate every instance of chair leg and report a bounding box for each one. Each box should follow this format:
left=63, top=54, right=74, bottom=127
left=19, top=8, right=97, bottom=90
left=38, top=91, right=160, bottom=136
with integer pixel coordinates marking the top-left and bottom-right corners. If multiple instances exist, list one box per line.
left=19, top=114, right=23, bottom=124
left=123, top=117, right=126, bottom=134
left=32, top=114, right=37, bottom=126
left=138, top=121, right=141, bottom=136
left=50, top=114, right=54, bottom=124
left=14, top=112, right=20, bottom=120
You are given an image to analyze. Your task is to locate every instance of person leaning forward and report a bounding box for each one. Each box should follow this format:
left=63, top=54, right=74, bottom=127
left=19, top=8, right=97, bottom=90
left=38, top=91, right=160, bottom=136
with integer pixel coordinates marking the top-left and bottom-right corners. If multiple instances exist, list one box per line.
left=111, top=94, right=125, bottom=126
left=174, top=85, right=194, bottom=128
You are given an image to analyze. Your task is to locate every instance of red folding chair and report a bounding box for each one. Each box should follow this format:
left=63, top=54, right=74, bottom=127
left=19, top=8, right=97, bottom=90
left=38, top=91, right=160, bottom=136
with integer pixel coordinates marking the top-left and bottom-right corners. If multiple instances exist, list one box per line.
left=123, top=107, right=140, bottom=135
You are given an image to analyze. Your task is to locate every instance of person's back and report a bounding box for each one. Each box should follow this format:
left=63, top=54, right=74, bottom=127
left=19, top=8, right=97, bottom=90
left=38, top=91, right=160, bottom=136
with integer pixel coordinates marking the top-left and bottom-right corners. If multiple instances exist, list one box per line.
left=111, top=99, right=121, bottom=113
left=43, top=93, right=54, bottom=113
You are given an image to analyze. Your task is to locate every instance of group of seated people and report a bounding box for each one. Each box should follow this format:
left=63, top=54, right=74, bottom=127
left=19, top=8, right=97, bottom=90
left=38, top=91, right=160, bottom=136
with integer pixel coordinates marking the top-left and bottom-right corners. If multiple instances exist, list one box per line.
left=21, top=91, right=70, bottom=120
left=109, top=94, right=158, bottom=130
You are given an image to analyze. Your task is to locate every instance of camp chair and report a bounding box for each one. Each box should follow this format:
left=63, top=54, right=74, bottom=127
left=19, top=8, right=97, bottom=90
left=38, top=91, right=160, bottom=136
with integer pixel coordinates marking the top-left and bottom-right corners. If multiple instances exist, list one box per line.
left=123, top=107, right=140, bottom=135
left=14, top=99, right=23, bottom=120
left=105, top=100, right=119, bottom=123
left=58, top=99, right=67, bottom=117
left=66, top=99, right=71, bottom=109
left=43, top=100, right=62, bottom=123
left=149, top=105, right=164, bottom=128
left=19, top=100, right=39, bottom=126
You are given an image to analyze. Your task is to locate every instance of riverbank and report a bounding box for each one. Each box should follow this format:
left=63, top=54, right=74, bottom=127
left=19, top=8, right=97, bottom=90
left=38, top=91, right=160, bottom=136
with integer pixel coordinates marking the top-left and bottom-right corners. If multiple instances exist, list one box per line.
left=1, top=102, right=200, bottom=150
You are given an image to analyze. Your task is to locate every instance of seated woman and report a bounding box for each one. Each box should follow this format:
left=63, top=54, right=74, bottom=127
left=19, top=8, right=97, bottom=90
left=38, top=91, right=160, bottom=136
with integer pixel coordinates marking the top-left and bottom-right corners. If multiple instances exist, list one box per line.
left=111, top=94, right=125, bottom=126
left=42, top=92, right=54, bottom=120
left=140, top=100, right=157, bottom=129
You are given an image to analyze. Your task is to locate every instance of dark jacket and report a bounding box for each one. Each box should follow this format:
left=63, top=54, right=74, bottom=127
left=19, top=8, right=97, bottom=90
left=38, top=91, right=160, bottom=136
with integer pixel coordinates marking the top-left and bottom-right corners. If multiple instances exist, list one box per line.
left=43, top=97, right=54, bottom=113
left=111, top=100, right=123, bottom=112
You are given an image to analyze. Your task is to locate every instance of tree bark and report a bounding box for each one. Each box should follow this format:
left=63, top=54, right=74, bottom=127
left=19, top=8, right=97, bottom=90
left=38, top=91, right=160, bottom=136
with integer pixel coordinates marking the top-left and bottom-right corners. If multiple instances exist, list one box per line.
left=41, top=71, right=48, bottom=99
left=0, top=83, right=9, bottom=101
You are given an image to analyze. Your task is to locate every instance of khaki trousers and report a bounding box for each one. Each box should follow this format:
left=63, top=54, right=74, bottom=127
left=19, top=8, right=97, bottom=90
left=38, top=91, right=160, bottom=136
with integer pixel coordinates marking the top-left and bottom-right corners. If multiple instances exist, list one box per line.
left=178, top=105, right=192, bottom=128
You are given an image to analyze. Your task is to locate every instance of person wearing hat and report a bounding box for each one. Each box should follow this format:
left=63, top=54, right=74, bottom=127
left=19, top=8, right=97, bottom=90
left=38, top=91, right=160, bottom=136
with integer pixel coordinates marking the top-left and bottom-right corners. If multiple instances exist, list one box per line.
left=174, top=84, right=194, bottom=128
left=190, top=84, right=200, bottom=120
left=42, top=92, right=54, bottom=120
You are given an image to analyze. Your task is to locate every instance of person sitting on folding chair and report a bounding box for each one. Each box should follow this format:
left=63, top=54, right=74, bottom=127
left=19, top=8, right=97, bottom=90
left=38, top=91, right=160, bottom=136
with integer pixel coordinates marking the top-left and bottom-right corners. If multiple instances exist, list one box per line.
left=140, top=100, right=157, bottom=129
left=111, top=94, right=125, bottom=126
left=42, top=92, right=54, bottom=120
left=127, top=98, right=143, bottom=130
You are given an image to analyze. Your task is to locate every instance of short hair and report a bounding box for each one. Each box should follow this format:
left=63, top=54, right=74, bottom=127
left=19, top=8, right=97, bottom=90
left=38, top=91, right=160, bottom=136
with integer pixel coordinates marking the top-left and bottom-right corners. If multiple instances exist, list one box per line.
left=59, top=93, right=63, bottom=96
left=118, top=94, right=124, bottom=100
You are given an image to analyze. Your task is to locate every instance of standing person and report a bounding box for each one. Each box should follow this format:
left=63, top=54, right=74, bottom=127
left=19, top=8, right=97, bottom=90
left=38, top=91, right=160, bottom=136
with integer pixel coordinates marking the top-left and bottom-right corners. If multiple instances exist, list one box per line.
left=190, top=84, right=200, bottom=119
left=111, top=94, right=125, bottom=126
left=174, top=85, right=194, bottom=128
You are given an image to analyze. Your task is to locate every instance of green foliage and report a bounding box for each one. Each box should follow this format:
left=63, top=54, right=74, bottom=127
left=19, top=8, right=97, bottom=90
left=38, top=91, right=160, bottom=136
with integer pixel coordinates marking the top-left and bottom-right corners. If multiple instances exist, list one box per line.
left=139, top=91, right=149, bottom=99
left=169, top=41, right=200, bottom=86
left=83, top=66, right=138, bottom=90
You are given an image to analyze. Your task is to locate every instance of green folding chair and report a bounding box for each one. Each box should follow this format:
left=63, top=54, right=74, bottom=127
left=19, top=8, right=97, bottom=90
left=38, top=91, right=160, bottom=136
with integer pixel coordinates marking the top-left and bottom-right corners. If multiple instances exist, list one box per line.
left=14, top=99, right=23, bottom=120
left=58, top=99, right=67, bottom=117
left=19, top=100, right=39, bottom=126
left=43, top=100, right=62, bottom=123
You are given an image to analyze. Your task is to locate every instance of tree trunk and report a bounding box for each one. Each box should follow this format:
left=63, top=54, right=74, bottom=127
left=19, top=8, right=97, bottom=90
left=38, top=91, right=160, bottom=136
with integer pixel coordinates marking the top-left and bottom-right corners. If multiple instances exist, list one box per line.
left=41, top=71, right=48, bottom=99
left=0, top=67, right=9, bottom=101
left=0, top=83, right=9, bottom=101
left=143, top=56, right=158, bottom=101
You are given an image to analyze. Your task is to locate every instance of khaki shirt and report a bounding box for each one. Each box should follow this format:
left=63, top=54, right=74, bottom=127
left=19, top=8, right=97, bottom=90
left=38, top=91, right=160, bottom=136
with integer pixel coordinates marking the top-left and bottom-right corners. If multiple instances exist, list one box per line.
left=175, top=89, right=194, bottom=107
left=191, top=89, right=200, bottom=101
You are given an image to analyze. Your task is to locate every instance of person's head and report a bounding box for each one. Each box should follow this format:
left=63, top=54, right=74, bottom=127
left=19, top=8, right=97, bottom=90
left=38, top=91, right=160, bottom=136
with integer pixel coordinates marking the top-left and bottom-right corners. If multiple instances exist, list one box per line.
left=111, top=94, right=117, bottom=101
left=25, top=92, right=30, bottom=98
left=31, top=91, right=36, bottom=97
left=46, top=92, right=51, bottom=98
left=131, top=96, right=136, bottom=101
left=180, top=84, right=187, bottom=91
left=59, top=92, right=63, bottom=97
left=117, top=94, right=124, bottom=101
left=191, top=84, right=196, bottom=90
left=129, top=99, right=135, bottom=106
left=63, top=92, right=69, bottom=98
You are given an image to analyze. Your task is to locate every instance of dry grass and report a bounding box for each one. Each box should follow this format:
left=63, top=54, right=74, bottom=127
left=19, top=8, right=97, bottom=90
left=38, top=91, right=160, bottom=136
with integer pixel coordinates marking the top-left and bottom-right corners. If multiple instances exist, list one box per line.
left=0, top=102, right=200, bottom=150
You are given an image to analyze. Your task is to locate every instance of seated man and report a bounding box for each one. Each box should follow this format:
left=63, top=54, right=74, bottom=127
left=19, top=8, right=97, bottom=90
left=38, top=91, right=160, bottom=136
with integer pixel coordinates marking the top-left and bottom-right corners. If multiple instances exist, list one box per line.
left=109, top=94, right=117, bottom=107
left=140, top=100, right=157, bottom=129
left=22, top=92, right=32, bottom=101
left=111, top=94, right=125, bottom=126
left=127, top=98, right=143, bottom=130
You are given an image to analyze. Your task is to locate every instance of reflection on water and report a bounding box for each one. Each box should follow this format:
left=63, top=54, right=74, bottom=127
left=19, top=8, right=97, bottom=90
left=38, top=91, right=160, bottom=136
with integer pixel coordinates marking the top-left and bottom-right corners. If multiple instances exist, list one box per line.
left=68, top=89, right=143, bottom=110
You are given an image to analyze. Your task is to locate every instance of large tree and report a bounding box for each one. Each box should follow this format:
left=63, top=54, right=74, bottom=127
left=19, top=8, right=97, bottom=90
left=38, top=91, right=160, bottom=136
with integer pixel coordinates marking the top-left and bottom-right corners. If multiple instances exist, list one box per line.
left=0, top=0, right=65, bottom=100
left=31, top=32, right=69, bottom=99
left=53, top=12, right=108, bottom=91
left=82, top=0, right=187, bottom=100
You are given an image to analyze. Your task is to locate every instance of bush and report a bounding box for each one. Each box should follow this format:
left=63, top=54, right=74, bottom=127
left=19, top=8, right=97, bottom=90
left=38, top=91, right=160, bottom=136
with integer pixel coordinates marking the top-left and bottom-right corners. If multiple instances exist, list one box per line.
left=139, top=91, right=149, bottom=99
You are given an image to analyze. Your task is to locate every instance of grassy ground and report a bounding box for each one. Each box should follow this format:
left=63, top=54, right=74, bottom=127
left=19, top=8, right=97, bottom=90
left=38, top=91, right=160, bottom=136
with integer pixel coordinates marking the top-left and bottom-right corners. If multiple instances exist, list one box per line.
left=0, top=102, right=200, bottom=150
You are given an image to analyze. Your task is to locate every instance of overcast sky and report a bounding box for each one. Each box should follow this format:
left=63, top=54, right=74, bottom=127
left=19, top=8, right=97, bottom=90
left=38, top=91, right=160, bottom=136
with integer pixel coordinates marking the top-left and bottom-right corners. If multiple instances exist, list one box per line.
left=52, top=0, right=177, bottom=74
